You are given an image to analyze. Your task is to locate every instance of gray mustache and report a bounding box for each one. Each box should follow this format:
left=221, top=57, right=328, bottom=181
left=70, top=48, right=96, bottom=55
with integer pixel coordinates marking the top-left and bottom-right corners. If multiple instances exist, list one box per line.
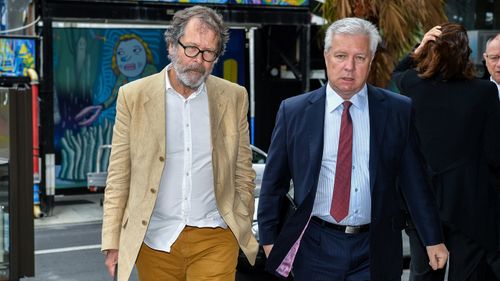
left=183, top=65, right=204, bottom=73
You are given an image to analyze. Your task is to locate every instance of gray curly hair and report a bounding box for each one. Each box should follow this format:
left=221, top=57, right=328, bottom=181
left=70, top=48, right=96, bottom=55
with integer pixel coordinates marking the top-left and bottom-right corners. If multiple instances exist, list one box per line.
left=164, top=6, right=229, bottom=57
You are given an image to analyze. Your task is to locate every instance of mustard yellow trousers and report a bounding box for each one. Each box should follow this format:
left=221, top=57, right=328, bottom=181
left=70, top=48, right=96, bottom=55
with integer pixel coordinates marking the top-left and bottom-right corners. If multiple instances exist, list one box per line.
left=136, top=226, right=239, bottom=281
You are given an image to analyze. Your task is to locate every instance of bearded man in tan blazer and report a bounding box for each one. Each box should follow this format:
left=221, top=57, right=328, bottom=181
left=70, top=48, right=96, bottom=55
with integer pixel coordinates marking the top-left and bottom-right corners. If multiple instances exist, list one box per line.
left=101, top=6, right=258, bottom=281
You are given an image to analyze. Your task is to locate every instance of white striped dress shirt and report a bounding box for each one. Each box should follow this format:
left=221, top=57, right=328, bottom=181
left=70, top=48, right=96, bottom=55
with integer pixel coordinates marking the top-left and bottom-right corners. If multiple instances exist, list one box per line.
left=311, top=83, right=371, bottom=226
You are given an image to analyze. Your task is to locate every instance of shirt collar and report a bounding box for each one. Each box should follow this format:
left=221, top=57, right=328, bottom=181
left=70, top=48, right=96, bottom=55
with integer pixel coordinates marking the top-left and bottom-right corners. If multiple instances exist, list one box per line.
left=165, top=63, right=206, bottom=100
left=490, top=76, right=500, bottom=86
left=326, top=83, right=368, bottom=113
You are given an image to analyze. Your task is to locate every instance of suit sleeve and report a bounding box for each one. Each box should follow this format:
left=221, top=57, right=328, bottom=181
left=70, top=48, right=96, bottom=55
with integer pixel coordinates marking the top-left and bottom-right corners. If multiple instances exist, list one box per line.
left=257, top=101, right=292, bottom=245
left=483, top=87, right=500, bottom=196
left=101, top=86, right=132, bottom=251
left=399, top=107, right=444, bottom=246
left=234, top=87, right=256, bottom=220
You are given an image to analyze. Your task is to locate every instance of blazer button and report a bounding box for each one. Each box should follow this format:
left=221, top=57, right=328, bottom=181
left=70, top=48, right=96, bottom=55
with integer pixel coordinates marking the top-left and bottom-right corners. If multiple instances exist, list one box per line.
left=159, top=156, right=165, bottom=162
left=142, top=220, right=147, bottom=226
left=150, top=188, right=156, bottom=194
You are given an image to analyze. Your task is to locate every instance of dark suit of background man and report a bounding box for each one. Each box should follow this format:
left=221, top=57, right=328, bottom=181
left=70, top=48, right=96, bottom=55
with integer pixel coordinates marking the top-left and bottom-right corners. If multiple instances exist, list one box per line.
left=394, top=24, right=500, bottom=281
left=257, top=17, right=449, bottom=281
left=483, top=33, right=500, bottom=280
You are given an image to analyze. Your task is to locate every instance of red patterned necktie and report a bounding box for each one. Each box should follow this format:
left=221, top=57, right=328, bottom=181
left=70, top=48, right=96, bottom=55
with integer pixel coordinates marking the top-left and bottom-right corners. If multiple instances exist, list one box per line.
left=330, top=101, right=353, bottom=222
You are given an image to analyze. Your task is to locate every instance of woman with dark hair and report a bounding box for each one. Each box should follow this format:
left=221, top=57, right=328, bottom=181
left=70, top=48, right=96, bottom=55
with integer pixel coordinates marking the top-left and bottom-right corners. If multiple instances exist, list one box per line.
left=394, top=23, right=500, bottom=281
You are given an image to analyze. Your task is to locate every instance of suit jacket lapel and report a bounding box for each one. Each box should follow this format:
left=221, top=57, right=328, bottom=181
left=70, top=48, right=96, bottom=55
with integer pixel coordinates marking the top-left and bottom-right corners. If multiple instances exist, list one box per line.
left=306, top=86, right=326, bottom=194
left=144, top=68, right=167, bottom=156
left=368, top=85, right=388, bottom=192
left=206, top=76, right=228, bottom=149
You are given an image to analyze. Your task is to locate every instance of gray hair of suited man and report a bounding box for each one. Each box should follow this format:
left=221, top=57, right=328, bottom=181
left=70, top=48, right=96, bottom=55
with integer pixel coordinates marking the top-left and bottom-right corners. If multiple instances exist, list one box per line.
left=485, top=33, right=500, bottom=50
left=324, top=17, right=381, bottom=59
left=164, top=5, right=229, bottom=57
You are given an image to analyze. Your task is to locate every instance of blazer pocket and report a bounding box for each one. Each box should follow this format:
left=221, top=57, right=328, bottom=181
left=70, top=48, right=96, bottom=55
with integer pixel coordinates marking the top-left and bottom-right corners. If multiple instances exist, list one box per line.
left=122, top=210, right=129, bottom=229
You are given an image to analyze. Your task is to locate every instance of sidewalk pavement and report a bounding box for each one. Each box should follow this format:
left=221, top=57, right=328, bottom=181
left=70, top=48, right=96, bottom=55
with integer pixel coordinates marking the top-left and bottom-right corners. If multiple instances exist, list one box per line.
left=34, top=193, right=104, bottom=228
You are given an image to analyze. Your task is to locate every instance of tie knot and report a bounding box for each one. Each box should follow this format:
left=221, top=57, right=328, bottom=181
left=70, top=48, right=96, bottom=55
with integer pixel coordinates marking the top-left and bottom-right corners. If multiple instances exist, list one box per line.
left=343, top=101, right=352, bottom=111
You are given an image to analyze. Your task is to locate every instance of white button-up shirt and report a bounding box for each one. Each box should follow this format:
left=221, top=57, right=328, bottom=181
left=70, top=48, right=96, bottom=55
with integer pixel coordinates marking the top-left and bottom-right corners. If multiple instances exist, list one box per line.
left=489, top=76, right=500, bottom=100
left=144, top=65, right=226, bottom=252
left=311, top=83, right=371, bottom=226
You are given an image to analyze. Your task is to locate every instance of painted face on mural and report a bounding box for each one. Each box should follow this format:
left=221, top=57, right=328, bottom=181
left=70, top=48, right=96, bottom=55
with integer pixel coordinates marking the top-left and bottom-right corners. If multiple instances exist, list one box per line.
left=116, top=38, right=147, bottom=78
left=169, top=18, right=219, bottom=90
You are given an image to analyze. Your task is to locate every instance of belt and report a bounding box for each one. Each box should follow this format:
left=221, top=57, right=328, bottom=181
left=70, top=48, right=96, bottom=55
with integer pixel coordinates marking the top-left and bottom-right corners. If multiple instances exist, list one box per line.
left=311, top=217, right=369, bottom=234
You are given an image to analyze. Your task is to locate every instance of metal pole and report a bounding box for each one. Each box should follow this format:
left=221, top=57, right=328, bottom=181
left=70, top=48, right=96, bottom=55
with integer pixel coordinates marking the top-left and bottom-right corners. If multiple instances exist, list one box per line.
left=249, top=27, right=256, bottom=145
left=300, top=24, right=311, bottom=93
left=27, top=69, right=42, bottom=218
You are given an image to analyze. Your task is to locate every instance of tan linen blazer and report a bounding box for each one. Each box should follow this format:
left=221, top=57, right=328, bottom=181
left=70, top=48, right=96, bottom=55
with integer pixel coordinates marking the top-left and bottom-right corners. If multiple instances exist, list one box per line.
left=101, top=68, right=258, bottom=281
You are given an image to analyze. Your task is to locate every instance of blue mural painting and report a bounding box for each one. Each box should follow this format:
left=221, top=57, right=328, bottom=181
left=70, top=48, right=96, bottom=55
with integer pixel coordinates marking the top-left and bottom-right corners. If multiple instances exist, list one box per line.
left=53, top=27, right=246, bottom=188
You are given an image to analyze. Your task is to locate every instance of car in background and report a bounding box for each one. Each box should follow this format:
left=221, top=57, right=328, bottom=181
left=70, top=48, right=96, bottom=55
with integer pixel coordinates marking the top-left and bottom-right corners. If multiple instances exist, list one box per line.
left=239, top=145, right=295, bottom=277
left=237, top=145, right=267, bottom=271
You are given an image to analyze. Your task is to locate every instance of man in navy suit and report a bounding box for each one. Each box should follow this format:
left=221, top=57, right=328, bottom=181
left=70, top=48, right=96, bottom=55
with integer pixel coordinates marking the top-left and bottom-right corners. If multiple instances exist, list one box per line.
left=257, top=17, right=449, bottom=281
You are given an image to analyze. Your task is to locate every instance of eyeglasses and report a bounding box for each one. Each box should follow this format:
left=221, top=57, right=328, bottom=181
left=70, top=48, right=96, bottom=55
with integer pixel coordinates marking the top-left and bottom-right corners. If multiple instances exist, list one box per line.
left=177, top=39, right=218, bottom=62
left=486, top=54, right=500, bottom=64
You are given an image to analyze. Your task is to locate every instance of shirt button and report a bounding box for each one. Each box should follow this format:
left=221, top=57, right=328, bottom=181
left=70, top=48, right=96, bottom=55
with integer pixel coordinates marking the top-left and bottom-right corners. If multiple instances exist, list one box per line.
left=142, top=220, right=147, bottom=226
left=352, top=166, right=355, bottom=170
left=186, top=172, right=189, bottom=176
left=159, top=156, right=165, bottom=162
left=187, top=148, right=190, bottom=152
left=150, top=188, right=156, bottom=194
left=355, top=188, right=358, bottom=192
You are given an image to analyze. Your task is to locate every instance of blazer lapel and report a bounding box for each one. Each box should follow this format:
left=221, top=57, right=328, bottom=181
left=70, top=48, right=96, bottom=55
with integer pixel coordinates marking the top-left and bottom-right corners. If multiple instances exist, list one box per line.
left=306, top=86, right=326, bottom=194
left=144, top=68, right=167, bottom=156
left=206, top=76, right=228, bottom=148
left=368, top=85, right=388, bottom=192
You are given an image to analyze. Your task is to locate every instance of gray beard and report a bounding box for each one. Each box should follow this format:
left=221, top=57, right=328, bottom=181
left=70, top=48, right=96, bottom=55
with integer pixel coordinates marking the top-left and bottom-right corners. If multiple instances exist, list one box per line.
left=171, top=55, right=212, bottom=90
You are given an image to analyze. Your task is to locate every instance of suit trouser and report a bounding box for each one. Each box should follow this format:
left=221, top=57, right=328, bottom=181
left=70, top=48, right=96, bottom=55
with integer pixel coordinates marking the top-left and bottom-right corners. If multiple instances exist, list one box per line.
left=135, top=226, right=239, bottom=281
left=292, top=219, right=371, bottom=281
left=406, top=223, right=498, bottom=281
left=486, top=252, right=500, bottom=280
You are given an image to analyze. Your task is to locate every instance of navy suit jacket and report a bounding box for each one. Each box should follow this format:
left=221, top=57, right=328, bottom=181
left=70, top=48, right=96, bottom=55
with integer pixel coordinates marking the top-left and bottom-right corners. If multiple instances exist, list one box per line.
left=257, top=84, right=443, bottom=280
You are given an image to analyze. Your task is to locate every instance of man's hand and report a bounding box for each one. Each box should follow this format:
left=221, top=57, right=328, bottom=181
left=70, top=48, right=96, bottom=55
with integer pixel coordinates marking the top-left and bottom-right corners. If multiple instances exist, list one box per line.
left=104, top=249, right=119, bottom=278
left=263, top=244, right=274, bottom=258
left=426, top=243, right=448, bottom=270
